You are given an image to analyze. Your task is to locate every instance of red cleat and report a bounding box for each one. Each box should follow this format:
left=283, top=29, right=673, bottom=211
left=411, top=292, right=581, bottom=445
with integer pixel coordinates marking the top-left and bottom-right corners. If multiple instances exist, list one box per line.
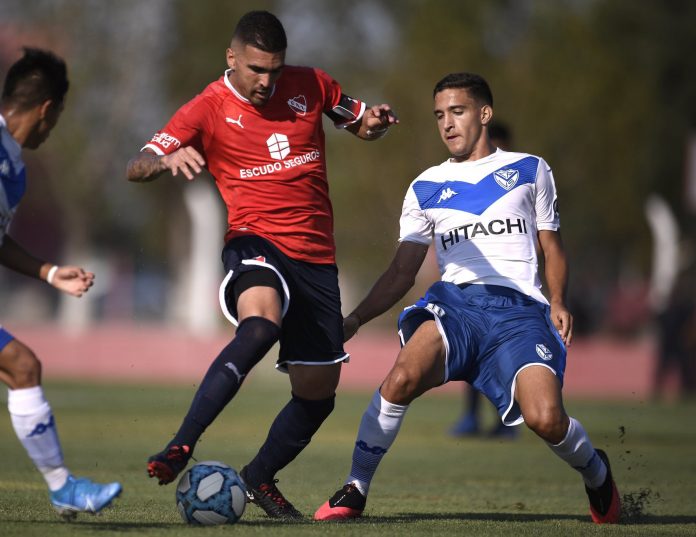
left=314, top=483, right=366, bottom=521
left=147, top=444, right=192, bottom=485
left=586, top=449, right=621, bottom=524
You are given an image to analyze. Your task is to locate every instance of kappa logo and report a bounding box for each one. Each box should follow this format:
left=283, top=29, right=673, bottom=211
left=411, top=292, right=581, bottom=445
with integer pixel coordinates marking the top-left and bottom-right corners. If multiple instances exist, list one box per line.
left=494, top=168, right=519, bottom=190
left=287, top=95, right=307, bottom=115
left=437, top=187, right=458, bottom=203
left=0, top=159, right=10, bottom=178
left=535, top=343, right=553, bottom=361
left=225, top=114, right=244, bottom=128
left=267, top=133, right=290, bottom=160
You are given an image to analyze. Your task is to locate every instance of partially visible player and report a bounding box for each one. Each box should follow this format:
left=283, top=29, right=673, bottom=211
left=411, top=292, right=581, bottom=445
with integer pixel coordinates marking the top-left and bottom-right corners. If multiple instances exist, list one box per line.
left=0, top=47, right=122, bottom=518
left=314, top=72, right=620, bottom=524
left=127, top=11, right=397, bottom=520
left=449, top=120, right=519, bottom=440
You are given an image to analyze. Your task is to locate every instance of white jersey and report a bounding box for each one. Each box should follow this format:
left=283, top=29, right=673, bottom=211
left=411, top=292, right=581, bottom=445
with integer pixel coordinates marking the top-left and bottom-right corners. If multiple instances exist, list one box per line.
left=0, top=113, right=26, bottom=246
left=400, top=149, right=560, bottom=304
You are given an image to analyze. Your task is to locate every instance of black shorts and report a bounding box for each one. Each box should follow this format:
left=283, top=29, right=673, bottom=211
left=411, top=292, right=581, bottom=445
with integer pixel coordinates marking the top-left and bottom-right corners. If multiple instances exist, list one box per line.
left=220, top=235, right=349, bottom=372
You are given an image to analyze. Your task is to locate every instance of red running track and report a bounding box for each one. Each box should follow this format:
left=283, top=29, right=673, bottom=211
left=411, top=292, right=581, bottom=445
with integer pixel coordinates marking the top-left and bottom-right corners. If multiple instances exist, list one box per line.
left=6, top=323, right=657, bottom=399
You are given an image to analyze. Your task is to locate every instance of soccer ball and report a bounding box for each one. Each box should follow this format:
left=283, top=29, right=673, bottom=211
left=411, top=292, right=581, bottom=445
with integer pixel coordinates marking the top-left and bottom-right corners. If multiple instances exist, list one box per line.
left=175, top=461, right=246, bottom=525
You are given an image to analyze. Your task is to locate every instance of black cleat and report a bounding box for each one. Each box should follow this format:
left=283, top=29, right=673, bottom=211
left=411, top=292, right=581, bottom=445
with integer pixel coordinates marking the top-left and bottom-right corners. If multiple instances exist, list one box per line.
left=147, top=444, right=192, bottom=485
left=240, top=467, right=303, bottom=520
left=585, top=449, right=621, bottom=524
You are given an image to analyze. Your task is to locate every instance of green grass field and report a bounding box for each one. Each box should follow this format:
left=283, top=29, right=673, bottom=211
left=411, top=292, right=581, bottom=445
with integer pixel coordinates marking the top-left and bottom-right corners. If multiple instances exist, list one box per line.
left=1, top=376, right=694, bottom=536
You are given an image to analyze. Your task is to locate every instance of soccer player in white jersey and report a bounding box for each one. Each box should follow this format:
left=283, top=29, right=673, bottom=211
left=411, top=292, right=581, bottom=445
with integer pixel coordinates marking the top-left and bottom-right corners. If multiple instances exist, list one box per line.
left=0, top=48, right=121, bottom=518
left=314, top=72, right=621, bottom=524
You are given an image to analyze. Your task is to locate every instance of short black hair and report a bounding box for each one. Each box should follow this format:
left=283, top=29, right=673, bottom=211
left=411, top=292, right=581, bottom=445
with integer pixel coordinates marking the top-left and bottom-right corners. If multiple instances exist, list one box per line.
left=1, top=47, right=69, bottom=110
left=433, top=72, right=493, bottom=106
left=232, top=11, right=287, bottom=52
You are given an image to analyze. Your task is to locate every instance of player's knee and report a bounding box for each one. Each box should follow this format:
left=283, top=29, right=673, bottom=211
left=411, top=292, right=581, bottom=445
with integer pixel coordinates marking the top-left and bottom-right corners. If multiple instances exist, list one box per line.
left=289, top=364, right=341, bottom=400
left=381, top=364, right=420, bottom=405
left=524, top=405, right=567, bottom=442
left=293, top=393, right=335, bottom=423
left=2, top=341, right=41, bottom=388
left=237, top=316, right=281, bottom=349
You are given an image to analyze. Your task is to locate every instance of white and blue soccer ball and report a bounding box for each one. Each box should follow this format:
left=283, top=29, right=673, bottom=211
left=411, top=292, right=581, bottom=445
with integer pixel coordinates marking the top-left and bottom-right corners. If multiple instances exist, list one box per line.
left=175, top=461, right=246, bottom=525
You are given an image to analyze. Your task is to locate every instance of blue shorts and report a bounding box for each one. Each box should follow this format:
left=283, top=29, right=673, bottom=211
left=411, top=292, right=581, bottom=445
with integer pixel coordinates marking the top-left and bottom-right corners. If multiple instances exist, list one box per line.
left=219, top=235, right=348, bottom=372
left=0, top=326, right=15, bottom=351
left=398, top=282, right=567, bottom=425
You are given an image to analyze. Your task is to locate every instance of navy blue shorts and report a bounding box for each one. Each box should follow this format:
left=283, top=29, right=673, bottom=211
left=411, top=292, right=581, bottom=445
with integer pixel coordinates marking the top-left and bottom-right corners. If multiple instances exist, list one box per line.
left=398, top=282, right=567, bottom=425
left=0, top=326, right=14, bottom=351
left=219, top=235, right=348, bottom=372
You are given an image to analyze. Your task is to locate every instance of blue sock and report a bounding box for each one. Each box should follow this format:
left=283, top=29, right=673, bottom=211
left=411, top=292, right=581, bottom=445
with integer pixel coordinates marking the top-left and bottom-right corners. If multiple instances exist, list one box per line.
left=171, top=317, right=280, bottom=449
left=243, top=393, right=334, bottom=486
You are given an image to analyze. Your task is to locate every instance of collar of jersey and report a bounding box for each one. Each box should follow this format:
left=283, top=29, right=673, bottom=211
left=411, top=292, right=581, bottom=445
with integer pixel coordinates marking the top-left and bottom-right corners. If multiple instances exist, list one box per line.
left=223, top=69, right=276, bottom=104
left=0, top=113, right=21, bottom=151
left=446, top=147, right=504, bottom=166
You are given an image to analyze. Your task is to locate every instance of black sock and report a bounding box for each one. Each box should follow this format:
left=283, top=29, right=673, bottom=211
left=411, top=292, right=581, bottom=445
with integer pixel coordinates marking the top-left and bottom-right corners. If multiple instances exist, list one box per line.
left=243, top=393, right=335, bottom=486
left=170, top=317, right=280, bottom=449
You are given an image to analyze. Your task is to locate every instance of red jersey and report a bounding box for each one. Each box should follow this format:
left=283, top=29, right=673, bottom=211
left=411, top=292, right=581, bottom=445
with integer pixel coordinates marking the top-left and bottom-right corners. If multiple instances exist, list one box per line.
left=143, top=66, right=365, bottom=264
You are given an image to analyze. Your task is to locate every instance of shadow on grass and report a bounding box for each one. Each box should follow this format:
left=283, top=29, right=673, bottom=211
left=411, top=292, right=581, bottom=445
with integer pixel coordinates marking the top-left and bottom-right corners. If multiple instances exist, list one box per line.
left=0, top=522, right=182, bottom=532
left=311, top=511, right=696, bottom=526
left=4, top=511, right=695, bottom=530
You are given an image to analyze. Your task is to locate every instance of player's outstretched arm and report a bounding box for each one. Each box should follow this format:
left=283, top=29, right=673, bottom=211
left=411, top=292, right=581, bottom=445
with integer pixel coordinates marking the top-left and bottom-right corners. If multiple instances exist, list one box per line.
left=127, top=147, right=206, bottom=182
left=346, top=104, right=399, bottom=141
left=538, top=229, right=573, bottom=346
left=344, top=241, right=428, bottom=341
left=0, top=236, right=94, bottom=297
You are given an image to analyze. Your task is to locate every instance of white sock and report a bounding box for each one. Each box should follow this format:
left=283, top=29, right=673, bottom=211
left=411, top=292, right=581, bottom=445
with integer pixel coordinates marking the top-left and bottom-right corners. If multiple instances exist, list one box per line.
left=547, top=416, right=607, bottom=489
left=347, top=390, right=408, bottom=496
left=8, top=386, right=69, bottom=491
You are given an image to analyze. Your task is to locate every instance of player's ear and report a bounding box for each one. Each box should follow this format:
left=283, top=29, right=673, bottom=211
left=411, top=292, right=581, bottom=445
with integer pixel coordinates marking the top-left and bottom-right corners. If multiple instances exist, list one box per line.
left=226, top=48, right=236, bottom=70
left=480, top=105, right=493, bottom=126
left=38, top=99, right=54, bottom=120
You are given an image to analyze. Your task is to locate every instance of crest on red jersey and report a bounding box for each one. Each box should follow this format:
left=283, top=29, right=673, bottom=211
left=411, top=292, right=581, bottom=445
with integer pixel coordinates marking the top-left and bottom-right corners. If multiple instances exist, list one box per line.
left=287, top=95, right=307, bottom=115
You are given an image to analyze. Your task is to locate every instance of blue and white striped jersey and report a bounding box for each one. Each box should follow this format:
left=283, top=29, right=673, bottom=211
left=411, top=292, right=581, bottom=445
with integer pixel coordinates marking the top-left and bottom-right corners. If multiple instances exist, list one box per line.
left=399, top=149, right=559, bottom=304
left=0, top=113, right=26, bottom=246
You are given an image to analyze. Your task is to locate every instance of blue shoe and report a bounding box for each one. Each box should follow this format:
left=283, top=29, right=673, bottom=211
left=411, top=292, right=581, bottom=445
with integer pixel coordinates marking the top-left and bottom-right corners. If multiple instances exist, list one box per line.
left=50, top=475, right=122, bottom=519
left=449, top=414, right=479, bottom=437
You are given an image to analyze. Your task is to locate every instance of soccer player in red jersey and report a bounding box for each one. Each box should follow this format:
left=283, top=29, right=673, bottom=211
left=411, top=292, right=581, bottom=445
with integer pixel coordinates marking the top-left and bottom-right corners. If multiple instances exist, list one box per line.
left=127, top=11, right=398, bottom=519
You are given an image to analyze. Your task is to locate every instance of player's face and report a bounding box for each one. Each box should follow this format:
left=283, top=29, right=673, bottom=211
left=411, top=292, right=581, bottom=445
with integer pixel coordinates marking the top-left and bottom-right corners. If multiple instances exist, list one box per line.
left=24, top=101, right=63, bottom=150
left=433, top=88, right=491, bottom=162
left=226, top=43, right=285, bottom=107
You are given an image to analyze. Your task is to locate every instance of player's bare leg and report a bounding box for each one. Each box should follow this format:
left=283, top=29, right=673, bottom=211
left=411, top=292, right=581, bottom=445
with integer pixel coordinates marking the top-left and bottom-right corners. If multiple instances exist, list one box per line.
left=0, top=338, right=41, bottom=389
left=315, top=320, right=445, bottom=521
left=1, top=339, right=121, bottom=518
left=380, top=321, right=446, bottom=405
left=516, top=366, right=621, bottom=523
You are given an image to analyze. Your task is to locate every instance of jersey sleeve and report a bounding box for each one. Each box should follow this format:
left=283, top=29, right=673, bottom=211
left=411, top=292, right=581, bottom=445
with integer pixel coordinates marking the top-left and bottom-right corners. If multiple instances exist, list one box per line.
left=315, top=68, right=366, bottom=128
left=399, top=183, right=433, bottom=245
left=535, top=158, right=560, bottom=231
left=141, top=96, right=211, bottom=156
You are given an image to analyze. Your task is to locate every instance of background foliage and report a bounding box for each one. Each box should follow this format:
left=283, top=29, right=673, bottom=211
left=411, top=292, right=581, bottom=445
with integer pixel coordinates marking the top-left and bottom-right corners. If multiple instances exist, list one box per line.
left=1, top=0, right=695, bottom=330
